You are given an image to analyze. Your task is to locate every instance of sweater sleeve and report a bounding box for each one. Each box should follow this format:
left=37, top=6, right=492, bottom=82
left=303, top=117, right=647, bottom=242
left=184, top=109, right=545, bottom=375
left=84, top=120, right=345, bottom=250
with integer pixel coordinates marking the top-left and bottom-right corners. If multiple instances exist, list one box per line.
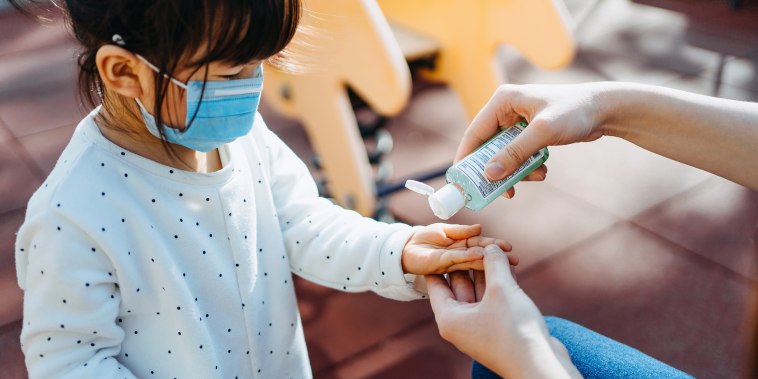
left=261, top=125, right=425, bottom=301
left=15, top=210, right=137, bottom=379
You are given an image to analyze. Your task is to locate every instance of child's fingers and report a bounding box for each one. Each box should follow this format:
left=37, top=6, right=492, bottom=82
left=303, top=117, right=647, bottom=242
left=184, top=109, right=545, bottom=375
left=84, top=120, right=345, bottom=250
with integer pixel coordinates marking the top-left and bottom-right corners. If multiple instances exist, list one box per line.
left=445, top=251, right=517, bottom=272
left=438, top=223, right=482, bottom=240
left=465, top=236, right=512, bottom=252
left=441, top=246, right=485, bottom=267
left=446, top=260, right=485, bottom=272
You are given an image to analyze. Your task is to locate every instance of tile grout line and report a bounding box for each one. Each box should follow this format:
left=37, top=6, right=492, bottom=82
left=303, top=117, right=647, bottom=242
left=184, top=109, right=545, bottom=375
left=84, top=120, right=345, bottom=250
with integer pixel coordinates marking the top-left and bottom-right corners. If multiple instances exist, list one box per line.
left=313, top=314, right=437, bottom=377
left=635, top=222, right=757, bottom=287
left=521, top=216, right=756, bottom=289
left=630, top=225, right=757, bottom=287
left=624, top=176, right=757, bottom=284
left=0, top=117, right=47, bottom=181
left=13, top=121, right=78, bottom=142
left=515, top=219, right=626, bottom=280
left=523, top=179, right=755, bottom=285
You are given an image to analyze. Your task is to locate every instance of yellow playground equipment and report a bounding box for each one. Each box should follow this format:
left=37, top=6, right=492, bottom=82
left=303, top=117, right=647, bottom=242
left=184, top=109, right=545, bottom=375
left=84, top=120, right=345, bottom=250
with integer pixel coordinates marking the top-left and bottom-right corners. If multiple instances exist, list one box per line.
left=263, top=0, right=575, bottom=217
left=378, top=0, right=575, bottom=120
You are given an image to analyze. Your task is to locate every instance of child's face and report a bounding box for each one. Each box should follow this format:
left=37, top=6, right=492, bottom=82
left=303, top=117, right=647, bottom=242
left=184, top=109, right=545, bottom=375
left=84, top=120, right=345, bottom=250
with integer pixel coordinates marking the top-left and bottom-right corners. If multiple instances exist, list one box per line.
left=136, top=59, right=261, bottom=131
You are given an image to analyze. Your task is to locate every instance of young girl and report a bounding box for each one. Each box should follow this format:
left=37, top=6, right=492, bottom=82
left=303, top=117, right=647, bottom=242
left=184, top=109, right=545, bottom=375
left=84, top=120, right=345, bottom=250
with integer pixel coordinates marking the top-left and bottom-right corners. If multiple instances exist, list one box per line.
left=11, top=1, right=514, bottom=378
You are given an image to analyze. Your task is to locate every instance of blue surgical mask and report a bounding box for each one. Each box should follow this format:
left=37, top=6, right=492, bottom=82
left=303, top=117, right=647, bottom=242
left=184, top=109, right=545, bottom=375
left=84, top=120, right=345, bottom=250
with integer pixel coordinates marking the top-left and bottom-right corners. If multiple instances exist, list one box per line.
left=133, top=50, right=263, bottom=152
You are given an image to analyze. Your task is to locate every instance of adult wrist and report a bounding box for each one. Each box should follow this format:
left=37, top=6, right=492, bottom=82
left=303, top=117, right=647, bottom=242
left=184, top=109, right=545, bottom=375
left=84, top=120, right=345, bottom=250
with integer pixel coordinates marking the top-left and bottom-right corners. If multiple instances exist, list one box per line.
left=596, top=82, right=651, bottom=141
left=505, top=336, right=580, bottom=379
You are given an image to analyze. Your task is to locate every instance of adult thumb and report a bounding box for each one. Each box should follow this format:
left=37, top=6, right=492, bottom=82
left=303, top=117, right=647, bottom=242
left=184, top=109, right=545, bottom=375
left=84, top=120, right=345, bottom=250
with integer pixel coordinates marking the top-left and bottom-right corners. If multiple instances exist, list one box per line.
left=483, top=245, right=518, bottom=290
left=484, top=122, right=549, bottom=182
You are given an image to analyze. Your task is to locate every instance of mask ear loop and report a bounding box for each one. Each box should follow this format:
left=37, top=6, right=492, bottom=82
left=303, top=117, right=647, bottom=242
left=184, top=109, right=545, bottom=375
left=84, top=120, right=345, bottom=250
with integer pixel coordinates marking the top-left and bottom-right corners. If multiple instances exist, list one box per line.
left=111, top=34, right=187, bottom=90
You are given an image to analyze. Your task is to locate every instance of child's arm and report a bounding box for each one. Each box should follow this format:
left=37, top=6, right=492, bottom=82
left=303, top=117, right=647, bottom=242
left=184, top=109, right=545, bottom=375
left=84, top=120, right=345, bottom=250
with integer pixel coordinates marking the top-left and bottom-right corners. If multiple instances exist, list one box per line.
left=259, top=119, right=508, bottom=300
left=265, top=132, right=419, bottom=299
left=16, top=211, right=136, bottom=379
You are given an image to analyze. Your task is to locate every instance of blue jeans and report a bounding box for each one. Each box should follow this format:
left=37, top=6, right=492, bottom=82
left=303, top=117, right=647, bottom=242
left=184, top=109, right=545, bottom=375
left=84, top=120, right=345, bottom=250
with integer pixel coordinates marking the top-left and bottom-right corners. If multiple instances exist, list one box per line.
left=472, top=316, right=693, bottom=379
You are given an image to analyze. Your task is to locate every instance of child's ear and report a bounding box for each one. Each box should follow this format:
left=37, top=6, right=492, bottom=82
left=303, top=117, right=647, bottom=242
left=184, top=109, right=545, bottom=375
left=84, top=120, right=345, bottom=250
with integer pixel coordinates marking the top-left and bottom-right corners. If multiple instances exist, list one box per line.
left=95, top=45, right=145, bottom=98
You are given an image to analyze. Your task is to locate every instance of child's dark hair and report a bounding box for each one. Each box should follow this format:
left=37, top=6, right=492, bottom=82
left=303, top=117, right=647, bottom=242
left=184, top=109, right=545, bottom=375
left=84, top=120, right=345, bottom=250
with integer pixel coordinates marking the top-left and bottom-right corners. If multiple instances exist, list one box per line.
left=10, top=0, right=301, bottom=145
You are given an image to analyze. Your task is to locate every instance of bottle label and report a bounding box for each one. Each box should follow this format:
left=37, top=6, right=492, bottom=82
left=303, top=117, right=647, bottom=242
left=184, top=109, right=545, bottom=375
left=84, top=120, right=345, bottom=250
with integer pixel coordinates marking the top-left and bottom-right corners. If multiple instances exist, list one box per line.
left=454, top=123, right=544, bottom=199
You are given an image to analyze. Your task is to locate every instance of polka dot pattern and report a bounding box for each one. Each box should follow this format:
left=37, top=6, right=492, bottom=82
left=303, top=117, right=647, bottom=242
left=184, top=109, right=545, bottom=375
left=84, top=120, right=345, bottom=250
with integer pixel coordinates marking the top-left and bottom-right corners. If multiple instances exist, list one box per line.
left=15, top=111, right=423, bottom=378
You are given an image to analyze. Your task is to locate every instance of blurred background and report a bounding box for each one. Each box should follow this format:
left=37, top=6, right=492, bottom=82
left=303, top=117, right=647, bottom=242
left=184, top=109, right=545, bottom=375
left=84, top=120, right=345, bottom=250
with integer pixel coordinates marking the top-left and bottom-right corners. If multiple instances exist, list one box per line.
left=1, top=0, right=757, bottom=378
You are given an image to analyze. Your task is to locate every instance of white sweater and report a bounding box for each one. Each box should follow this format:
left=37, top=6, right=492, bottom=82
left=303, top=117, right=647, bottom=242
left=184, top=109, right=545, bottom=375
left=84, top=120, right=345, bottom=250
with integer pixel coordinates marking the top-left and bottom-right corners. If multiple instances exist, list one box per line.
left=15, top=110, right=424, bottom=379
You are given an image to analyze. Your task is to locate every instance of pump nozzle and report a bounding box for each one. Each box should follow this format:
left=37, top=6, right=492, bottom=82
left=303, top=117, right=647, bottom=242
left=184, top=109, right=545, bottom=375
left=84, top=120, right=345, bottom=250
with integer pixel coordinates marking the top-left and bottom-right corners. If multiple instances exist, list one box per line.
left=404, top=180, right=466, bottom=220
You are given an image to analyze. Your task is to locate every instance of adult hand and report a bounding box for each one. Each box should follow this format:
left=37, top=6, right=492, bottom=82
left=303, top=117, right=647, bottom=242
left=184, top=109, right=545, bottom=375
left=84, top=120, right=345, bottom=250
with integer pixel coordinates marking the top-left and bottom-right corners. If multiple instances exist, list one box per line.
left=456, top=83, right=611, bottom=198
left=401, top=224, right=516, bottom=275
left=426, top=245, right=580, bottom=378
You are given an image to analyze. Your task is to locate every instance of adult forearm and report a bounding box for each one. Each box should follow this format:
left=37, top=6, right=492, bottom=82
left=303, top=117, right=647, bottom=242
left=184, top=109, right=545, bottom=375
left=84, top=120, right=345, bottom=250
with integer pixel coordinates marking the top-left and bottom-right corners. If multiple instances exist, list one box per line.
left=488, top=337, right=581, bottom=379
left=600, top=83, right=758, bottom=190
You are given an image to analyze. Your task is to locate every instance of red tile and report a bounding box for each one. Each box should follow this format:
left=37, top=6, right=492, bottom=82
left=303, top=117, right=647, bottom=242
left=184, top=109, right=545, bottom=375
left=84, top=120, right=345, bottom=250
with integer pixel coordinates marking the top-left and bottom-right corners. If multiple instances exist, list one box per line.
left=0, top=320, right=26, bottom=379
left=660, top=73, right=758, bottom=102
left=0, top=39, right=79, bottom=96
left=384, top=118, right=458, bottom=181
left=684, top=52, right=758, bottom=94
left=543, top=137, right=714, bottom=219
left=0, top=7, right=69, bottom=56
left=0, top=119, right=11, bottom=142
left=327, top=321, right=472, bottom=379
left=17, top=123, right=76, bottom=175
left=580, top=12, right=756, bottom=78
left=520, top=222, right=754, bottom=378
left=0, top=138, right=42, bottom=214
left=633, top=0, right=758, bottom=44
left=294, top=278, right=432, bottom=374
left=0, top=208, right=25, bottom=328
left=259, top=98, right=305, bottom=135
left=503, top=45, right=684, bottom=87
left=267, top=121, right=313, bottom=165
left=635, top=176, right=758, bottom=280
left=499, top=47, right=613, bottom=85
left=710, top=51, right=758, bottom=92
left=392, top=85, right=468, bottom=139
left=389, top=176, right=620, bottom=270
left=573, top=0, right=686, bottom=44
left=0, top=78, right=88, bottom=139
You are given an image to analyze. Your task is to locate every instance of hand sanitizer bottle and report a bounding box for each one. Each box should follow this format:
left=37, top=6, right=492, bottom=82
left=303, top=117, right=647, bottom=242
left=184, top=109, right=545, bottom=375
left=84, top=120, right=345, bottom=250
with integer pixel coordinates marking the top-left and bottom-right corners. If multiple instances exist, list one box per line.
left=405, top=121, right=548, bottom=219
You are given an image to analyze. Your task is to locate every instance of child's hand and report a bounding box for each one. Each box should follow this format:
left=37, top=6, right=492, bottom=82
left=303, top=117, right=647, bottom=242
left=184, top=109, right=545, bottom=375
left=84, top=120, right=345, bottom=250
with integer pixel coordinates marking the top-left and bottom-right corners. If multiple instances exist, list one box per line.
left=402, top=224, right=516, bottom=275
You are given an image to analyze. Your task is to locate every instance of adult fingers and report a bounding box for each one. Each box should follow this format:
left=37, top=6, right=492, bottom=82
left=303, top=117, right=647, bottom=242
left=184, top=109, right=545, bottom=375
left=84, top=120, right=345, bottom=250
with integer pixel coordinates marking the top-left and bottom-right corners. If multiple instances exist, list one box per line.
left=449, top=271, right=476, bottom=303
left=455, top=86, right=526, bottom=163
left=482, top=245, right=519, bottom=291
left=426, top=274, right=456, bottom=313
left=522, top=164, right=548, bottom=182
left=484, top=120, right=552, bottom=181
left=473, top=270, right=486, bottom=302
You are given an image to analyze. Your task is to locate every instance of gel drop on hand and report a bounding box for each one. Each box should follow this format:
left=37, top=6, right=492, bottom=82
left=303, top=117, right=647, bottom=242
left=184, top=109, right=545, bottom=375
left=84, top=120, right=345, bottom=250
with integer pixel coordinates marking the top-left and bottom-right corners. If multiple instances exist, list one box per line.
left=405, top=121, right=548, bottom=220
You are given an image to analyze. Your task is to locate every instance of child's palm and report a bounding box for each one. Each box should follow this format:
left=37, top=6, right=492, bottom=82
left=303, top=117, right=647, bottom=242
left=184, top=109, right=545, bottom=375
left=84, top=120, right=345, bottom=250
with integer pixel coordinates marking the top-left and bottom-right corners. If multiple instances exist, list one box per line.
left=402, top=224, right=514, bottom=275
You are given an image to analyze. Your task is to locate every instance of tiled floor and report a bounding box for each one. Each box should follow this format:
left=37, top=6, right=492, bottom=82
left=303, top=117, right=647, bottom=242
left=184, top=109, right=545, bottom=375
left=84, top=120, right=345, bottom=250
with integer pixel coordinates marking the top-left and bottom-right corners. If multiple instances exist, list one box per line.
left=1, top=1, right=757, bottom=378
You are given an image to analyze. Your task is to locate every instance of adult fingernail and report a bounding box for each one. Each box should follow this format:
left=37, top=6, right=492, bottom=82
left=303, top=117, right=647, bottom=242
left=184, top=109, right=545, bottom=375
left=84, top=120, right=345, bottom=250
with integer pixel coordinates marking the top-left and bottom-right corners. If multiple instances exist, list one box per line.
left=485, top=162, right=505, bottom=181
